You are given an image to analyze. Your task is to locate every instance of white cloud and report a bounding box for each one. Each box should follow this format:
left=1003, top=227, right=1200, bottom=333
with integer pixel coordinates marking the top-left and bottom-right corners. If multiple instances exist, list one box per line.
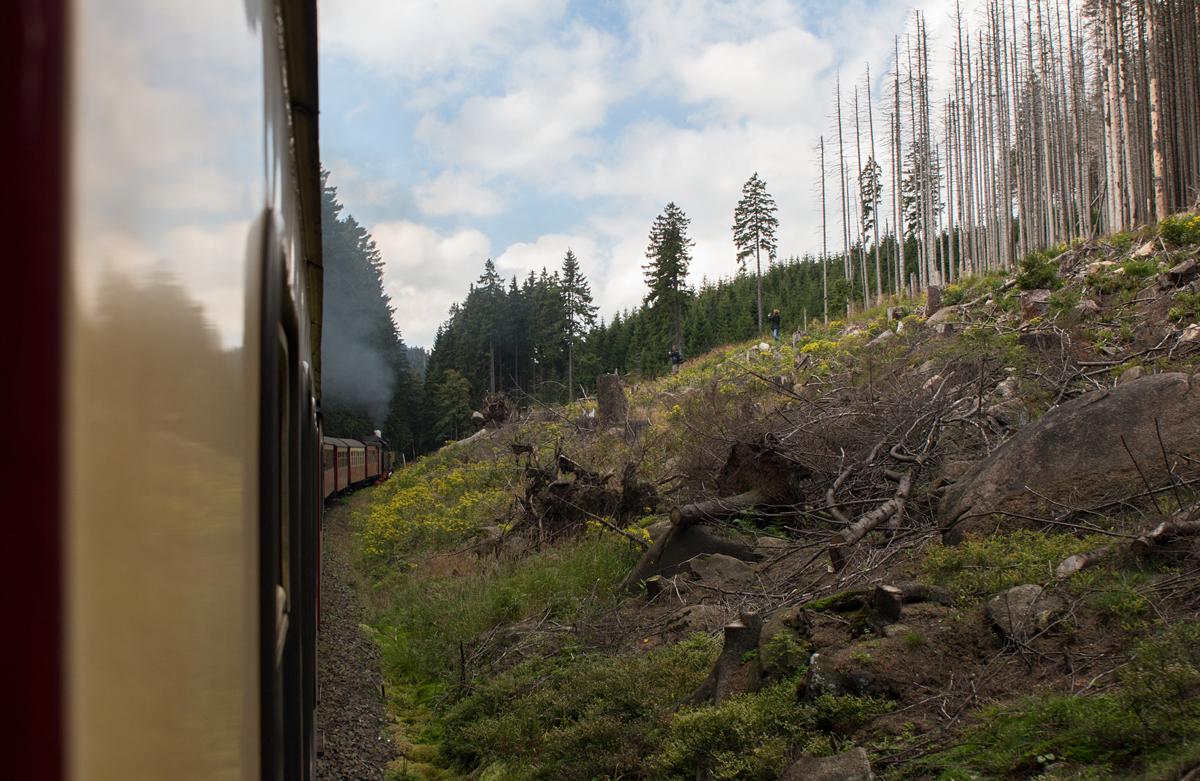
left=412, top=171, right=506, bottom=217
left=320, top=0, right=569, bottom=84
left=322, top=0, right=996, bottom=344
left=495, top=234, right=602, bottom=278
left=675, top=28, right=832, bottom=123
left=324, top=157, right=398, bottom=208
left=414, top=30, right=615, bottom=178
left=369, top=221, right=492, bottom=348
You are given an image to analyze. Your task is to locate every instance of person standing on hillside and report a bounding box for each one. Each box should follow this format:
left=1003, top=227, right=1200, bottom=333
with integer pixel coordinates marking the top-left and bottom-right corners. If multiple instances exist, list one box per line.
left=767, top=309, right=781, bottom=341
left=668, top=345, right=683, bottom=374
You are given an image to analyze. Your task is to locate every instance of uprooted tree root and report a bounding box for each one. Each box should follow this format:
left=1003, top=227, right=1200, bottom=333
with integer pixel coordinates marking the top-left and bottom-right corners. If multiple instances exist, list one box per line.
left=510, top=448, right=660, bottom=544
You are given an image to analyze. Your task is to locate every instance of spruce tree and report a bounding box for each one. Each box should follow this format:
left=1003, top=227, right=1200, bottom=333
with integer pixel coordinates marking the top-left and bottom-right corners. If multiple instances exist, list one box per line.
left=643, top=202, right=693, bottom=355
left=732, top=173, right=779, bottom=333
left=560, top=248, right=597, bottom=402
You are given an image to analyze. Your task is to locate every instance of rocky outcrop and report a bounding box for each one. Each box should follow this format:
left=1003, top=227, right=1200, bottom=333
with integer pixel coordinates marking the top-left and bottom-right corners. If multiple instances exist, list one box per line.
left=939, top=373, right=1200, bottom=540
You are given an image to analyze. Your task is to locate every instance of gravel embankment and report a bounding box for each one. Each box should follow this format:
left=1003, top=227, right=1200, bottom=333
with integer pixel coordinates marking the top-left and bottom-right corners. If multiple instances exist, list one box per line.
left=316, top=504, right=395, bottom=780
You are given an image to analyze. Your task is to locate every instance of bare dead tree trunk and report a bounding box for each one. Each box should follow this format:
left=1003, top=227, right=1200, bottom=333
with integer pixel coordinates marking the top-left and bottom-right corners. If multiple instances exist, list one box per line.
left=821, top=135, right=829, bottom=324
left=855, top=83, right=870, bottom=310
left=1147, top=0, right=1169, bottom=220
left=867, top=63, right=884, bottom=302
left=838, top=72, right=851, bottom=285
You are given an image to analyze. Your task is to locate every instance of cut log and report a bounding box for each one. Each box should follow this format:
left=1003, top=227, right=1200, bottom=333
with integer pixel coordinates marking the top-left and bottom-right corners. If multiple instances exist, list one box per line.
left=1131, top=519, right=1200, bottom=554
left=620, top=524, right=757, bottom=593
left=620, top=526, right=678, bottom=592
left=680, top=613, right=763, bottom=707
left=809, top=582, right=952, bottom=613
left=896, top=581, right=953, bottom=605
left=1055, top=547, right=1113, bottom=578
left=645, top=575, right=664, bottom=600
left=671, top=489, right=769, bottom=527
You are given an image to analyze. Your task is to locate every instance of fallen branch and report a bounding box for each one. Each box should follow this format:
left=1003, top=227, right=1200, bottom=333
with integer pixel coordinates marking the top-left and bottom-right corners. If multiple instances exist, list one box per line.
left=671, top=489, right=769, bottom=527
left=826, top=438, right=889, bottom=525
left=829, top=472, right=914, bottom=572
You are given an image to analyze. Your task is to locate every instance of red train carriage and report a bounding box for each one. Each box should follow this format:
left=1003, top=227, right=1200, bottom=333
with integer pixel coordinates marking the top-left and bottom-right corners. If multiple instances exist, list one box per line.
left=362, top=434, right=392, bottom=480
left=323, top=435, right=390, bottom=497
left=347, top=440, right=367, bottom=485
left=323, top=439, right=338, bottom=500
left=2, top=0, right=326, bottom=778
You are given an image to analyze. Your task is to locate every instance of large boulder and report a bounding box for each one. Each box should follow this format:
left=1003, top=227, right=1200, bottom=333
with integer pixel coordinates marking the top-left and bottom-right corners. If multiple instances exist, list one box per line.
left=987, top=585, right=1064, bottom=642
left=689, top=553, right=755, bottom=584
left=939, top=373, right=1200, bottom=540
left=779, top=747, right=874, bottom=781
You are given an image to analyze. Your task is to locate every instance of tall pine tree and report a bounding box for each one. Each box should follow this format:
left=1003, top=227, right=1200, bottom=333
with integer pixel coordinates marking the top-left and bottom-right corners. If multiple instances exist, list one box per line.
left=644, top=202, right=693, bottom=353
left=560, top=248, right=597, bottom=402
left=732, top=173, right=779, bottom=334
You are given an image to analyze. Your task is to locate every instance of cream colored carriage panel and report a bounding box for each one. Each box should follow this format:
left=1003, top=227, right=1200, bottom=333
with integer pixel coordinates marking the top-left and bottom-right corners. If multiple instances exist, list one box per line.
left=64, top=0, right=273, bottom=777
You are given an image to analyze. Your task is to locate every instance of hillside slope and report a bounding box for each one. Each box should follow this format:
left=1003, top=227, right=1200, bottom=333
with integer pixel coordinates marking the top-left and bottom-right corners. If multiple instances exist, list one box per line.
left=344, top=216, right=1200, bottom=781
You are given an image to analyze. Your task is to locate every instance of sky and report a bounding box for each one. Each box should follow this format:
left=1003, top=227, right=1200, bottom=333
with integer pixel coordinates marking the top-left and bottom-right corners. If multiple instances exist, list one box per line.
left=318, top=0, right=979, bottom=350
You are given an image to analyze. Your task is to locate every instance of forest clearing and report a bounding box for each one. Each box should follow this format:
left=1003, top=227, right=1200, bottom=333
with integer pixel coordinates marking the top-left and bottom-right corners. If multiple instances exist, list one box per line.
left=321, top=210, right=1200, bottom=781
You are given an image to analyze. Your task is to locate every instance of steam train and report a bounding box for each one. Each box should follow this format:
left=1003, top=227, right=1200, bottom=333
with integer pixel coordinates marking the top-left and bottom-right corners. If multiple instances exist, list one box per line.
left=2, top=0, right=336, bottom=778
left=324, top=435, right=395, bottom=498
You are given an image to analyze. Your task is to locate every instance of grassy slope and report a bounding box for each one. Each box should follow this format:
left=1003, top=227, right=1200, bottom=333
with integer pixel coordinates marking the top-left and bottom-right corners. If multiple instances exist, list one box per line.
left=342, top=215, right=1200, bottom=781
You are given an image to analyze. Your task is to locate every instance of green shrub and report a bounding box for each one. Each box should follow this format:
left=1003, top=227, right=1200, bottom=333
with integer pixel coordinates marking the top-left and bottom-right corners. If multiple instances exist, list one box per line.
left=926, top=692, right=1144, bottom=778
left=650, top=683, right=890, bottom=781
left=1117, top=621, right=1200, bottom=743
left=943, top=284, right=965, bottom=306
left=1110, top=233, right=1134, bottom=251
left=441, top=637, right=718, bottom=780
left=1168, top=291, right=1200, bottom=323
left=1072, top=569, right=1154, bottom=629
left=1159, top=213, right=1200, bottom=246
left=372, top=533, right=642, bottom=684
left=924, top=530, right=1111, bottom=599
left=1120, top=257, right=1158, bottom=279
left=1017, top=253, right=1062, bottom=291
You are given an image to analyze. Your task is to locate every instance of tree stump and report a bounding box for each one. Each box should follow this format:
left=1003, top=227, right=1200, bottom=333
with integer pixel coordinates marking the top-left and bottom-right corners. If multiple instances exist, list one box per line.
left=926, top=284, right=943, bottom=316
left=596, top=373, right=627, bottom=426
left=866, top=585, right=904, bottom=634
left=681, top=613, right=763, bottom=707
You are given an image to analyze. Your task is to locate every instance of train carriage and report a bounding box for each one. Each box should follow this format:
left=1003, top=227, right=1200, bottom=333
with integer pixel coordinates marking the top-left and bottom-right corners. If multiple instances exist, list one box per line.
left=322, top=439, right=338, bottom=500
left=2, top=0, right=326, bottom=778
left=346, top=439, right=367, bottom=486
